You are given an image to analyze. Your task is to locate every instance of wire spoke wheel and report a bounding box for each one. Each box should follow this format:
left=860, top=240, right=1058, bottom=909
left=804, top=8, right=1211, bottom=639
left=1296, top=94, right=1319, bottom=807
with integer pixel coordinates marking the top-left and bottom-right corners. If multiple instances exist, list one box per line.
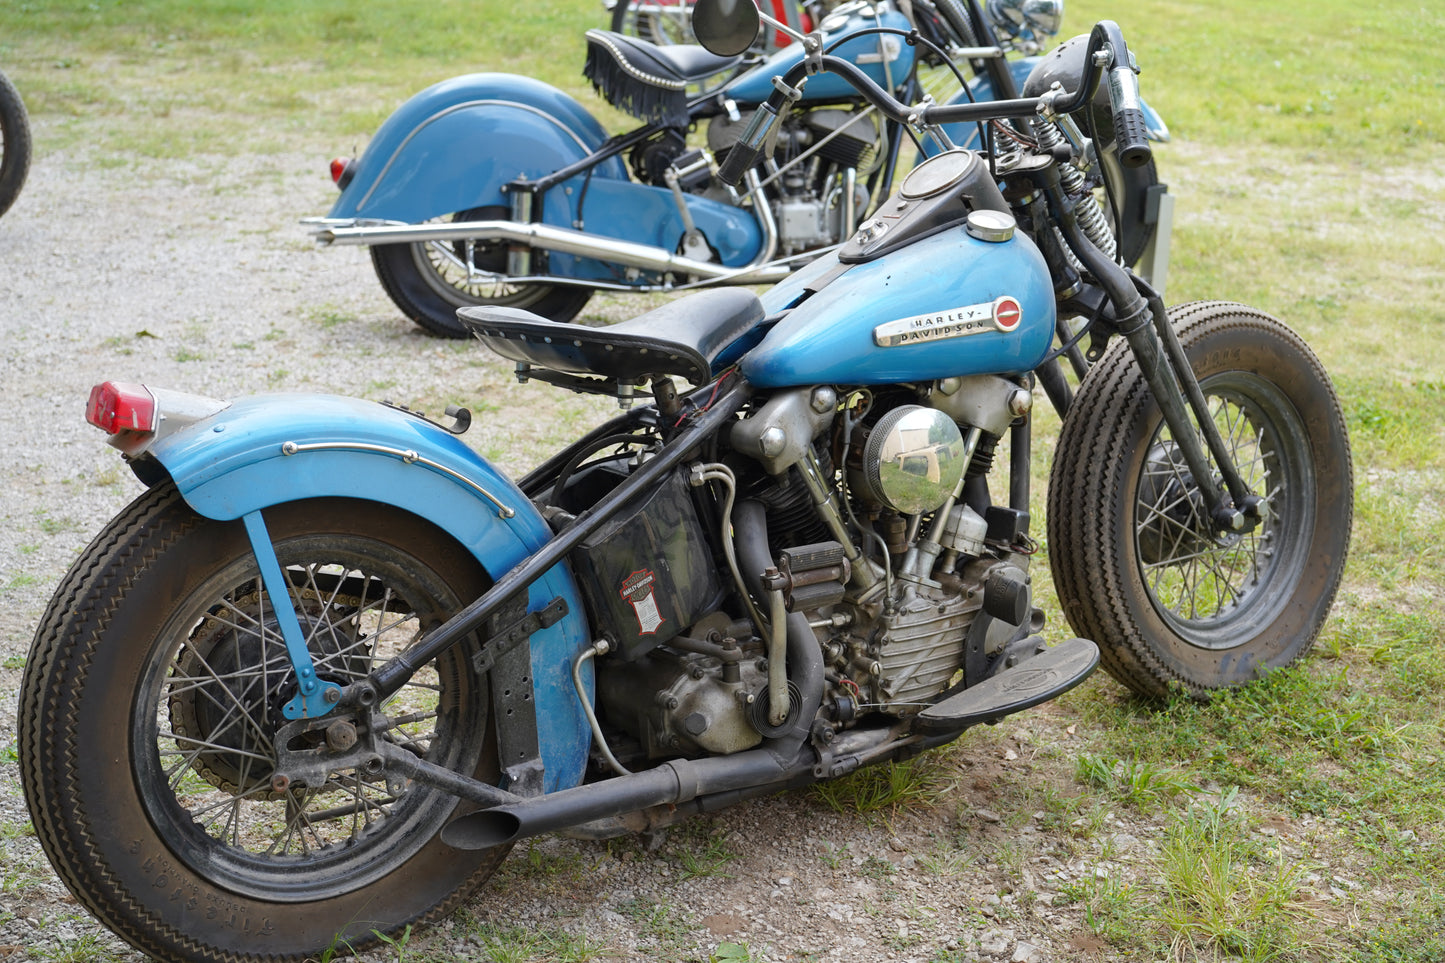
left=20, top=490, right=509, bottom=962
left=1132, top=375, right=1306, bottom=645
left=371, top=205, right=592, bottom=338
left=140, top=537, right=476, bottom=897
left=1046, top=301, right=1352, bottom=697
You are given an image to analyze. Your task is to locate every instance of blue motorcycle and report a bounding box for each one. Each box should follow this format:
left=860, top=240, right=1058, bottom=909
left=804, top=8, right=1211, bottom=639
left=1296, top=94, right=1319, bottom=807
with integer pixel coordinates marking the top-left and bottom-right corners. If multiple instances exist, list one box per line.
left=19, top=2, right=1351, bottom=961
left=305, top=0, right=1165, bottom=338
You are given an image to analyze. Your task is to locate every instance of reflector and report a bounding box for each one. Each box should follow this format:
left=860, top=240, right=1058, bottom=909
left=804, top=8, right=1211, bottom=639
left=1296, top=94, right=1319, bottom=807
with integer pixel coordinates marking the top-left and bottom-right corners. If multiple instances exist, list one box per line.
left=329, top=157, right=355, bottom=189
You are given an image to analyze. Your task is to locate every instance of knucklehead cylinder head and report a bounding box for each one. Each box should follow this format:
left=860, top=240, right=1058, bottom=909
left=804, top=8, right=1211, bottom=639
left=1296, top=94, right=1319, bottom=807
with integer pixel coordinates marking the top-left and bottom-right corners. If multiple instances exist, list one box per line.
left=730, top=387, right=838, bottom=475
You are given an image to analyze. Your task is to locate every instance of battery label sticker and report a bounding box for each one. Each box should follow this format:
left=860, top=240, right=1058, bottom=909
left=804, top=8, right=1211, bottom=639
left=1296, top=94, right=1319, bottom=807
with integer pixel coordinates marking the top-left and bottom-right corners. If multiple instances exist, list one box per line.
left=620, top=569, right=665, bottom=636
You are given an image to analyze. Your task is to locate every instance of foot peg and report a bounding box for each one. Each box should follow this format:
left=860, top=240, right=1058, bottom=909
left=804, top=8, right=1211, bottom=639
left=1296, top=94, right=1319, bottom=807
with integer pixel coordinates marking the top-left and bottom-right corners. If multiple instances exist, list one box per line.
left=913, top=636, right=1099, bottom=735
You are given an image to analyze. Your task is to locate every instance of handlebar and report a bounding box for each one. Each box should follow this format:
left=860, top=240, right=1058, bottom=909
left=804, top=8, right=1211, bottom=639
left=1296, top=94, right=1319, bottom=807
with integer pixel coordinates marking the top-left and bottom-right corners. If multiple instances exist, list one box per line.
left=718, top=102, right=782, bottom=186
left=1106, top=61, right=1151, bottom=169
left=712, top=16, right=1150, bottom=187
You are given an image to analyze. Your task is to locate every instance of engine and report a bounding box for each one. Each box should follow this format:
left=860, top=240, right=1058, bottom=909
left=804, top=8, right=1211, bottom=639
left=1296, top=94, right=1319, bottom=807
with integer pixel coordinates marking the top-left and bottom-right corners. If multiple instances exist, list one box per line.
left=708, top=106, right=883, bottom=255
left=571, top=374, right=1038, bottom=770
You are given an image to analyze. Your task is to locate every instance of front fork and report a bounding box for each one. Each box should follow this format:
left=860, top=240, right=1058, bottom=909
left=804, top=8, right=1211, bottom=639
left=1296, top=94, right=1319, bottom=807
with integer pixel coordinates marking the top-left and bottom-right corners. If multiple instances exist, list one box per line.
left=1040, top=170, right=1265, bottom=534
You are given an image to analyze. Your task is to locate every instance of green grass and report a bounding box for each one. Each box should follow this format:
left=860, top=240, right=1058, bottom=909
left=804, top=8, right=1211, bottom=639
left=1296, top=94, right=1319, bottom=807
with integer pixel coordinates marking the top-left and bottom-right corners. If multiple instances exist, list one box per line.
left=1069, top=0, right=1445, bottom=157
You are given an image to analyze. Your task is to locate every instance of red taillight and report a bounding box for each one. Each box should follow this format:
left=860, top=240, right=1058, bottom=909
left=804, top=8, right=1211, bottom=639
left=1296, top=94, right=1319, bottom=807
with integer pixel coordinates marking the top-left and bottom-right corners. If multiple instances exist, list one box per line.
left=87, top=382, right=156, bottom=435
left=329, top=157, right=355, bottom=190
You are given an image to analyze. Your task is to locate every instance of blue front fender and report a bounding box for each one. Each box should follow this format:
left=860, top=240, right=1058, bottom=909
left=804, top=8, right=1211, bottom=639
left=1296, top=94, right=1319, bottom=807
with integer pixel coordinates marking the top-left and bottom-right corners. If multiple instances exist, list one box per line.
left=330, top=72, right=629, bottom=225
left=147, top=393, right=592, bottom=793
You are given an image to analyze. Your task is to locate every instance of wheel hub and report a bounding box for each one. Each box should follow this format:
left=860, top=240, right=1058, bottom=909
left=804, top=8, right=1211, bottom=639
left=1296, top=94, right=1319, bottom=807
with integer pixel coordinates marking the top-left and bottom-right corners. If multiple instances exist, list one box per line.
left=169, top=591, right=365, bottom=795
left=1136, top=440, right=1217, bottom=566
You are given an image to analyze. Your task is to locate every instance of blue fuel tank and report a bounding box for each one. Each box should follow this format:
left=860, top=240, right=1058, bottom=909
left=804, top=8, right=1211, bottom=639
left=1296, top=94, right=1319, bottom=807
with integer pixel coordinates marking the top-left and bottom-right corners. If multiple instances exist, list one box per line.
left=744, top=221, right=1056, bottom=388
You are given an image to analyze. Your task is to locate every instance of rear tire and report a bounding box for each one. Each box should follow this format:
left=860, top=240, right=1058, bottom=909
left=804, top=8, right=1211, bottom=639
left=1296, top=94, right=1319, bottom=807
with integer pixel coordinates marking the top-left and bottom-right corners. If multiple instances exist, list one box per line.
left=371, top=206, right=593, bottom=338
left=19, top=487, right=510, bottom=963
left=610, top=0, right=697, bottom=44
left=1046, top=301, right=1353, bottom=698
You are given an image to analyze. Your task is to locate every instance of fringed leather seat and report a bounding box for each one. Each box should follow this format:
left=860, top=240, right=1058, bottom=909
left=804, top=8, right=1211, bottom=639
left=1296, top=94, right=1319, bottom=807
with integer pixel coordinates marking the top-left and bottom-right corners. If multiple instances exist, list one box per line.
left=583, top=30, right=743, bottom=126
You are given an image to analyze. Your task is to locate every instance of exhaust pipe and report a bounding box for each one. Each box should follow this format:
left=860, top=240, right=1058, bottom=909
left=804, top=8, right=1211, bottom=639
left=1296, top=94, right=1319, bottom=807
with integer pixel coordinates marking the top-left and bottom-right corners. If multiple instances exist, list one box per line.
left=307, top=174, right=791, bottom=286
left=441, top=745, right=810, bottom=851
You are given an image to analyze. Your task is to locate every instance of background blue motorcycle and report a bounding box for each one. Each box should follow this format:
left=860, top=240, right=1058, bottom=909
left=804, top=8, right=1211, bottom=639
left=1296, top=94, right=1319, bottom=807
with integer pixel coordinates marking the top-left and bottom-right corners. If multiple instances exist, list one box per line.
left=306, top=0, right=1165, bottom=338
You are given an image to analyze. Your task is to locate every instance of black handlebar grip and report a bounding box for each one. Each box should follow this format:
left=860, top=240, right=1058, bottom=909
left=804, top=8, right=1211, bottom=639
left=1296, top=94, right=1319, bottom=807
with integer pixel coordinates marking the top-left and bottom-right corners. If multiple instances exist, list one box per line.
left=716, top=102, right=781, bottom=187
left=1106, top=65, right=1151, bottom=169
left=717, top=139, right=765, bottom=187
left=1112, top=106, right=1152, bottom=168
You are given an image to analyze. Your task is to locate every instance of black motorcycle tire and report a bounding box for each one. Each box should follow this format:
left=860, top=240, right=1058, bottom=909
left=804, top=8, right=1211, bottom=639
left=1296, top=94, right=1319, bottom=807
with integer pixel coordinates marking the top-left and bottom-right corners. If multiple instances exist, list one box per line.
left=18, top=485, right=510, bottom=963
left=1046, top=301, right=1352, bottom=699
left=371, top=206, right=593, bottom=338
left=0, top=67, right=32, bottom=219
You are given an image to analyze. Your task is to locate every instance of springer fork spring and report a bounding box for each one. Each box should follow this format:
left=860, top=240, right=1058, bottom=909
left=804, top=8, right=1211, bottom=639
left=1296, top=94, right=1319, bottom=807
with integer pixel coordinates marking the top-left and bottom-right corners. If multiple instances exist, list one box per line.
left=1032, top=117, right=1118, bottom=262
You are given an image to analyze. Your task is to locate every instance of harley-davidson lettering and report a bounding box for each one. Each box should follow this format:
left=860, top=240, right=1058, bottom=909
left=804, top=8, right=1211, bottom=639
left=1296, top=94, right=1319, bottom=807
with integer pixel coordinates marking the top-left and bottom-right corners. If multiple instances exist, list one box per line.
left=873, top=296, right=1024, bottom=347
left=620, top=569, right=665, bottom=635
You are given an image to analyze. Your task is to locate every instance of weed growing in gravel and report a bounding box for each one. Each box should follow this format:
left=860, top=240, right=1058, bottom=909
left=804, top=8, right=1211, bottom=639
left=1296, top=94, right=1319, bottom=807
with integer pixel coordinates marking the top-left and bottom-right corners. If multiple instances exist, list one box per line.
left=615, top=896, right=697, bottom=957
left=458, top=920, right=605, bottom=963
left=810, top=753, right=955, bottom=820
left=1155, top=789, right=1315, bottom=962
left=674, top=832, right=737, bottom=880
left=1075, top=754, right=1197, bottom=811
left=710, top=942, right=767, bottom=963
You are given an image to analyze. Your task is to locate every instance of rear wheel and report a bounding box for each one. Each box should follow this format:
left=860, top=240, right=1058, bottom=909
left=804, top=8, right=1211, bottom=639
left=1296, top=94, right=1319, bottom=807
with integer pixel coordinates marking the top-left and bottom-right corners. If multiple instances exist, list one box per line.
left=1046, top=301, right=1353, bottom=698
left=371, top=205, right=593, bottom=338
left=19, top=487, right=509, bottom=963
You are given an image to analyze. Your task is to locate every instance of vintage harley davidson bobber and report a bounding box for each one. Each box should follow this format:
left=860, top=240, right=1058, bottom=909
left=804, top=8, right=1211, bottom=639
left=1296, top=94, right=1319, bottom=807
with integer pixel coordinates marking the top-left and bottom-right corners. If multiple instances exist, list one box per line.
left=18, top=0, right=1351, bottom=960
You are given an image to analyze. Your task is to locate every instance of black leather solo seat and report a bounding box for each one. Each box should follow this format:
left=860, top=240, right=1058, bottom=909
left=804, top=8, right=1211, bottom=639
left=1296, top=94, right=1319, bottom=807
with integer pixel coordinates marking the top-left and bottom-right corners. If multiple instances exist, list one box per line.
left=458, top=287, right=765, bottom=386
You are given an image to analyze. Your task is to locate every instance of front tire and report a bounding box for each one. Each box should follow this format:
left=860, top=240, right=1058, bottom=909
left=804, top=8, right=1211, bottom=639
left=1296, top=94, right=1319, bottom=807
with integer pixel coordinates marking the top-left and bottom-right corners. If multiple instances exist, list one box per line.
left=19, top=487, right=509, bottom=963
left=371, top=206, right=594, bottom=338
left=1046, top=301, right=1353, bottom=698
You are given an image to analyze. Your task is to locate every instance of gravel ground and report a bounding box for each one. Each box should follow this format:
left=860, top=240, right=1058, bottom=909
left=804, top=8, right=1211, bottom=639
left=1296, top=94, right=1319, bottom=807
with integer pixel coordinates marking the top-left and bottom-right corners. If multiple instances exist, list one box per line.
left=0, top=134, right=1352, bottom=963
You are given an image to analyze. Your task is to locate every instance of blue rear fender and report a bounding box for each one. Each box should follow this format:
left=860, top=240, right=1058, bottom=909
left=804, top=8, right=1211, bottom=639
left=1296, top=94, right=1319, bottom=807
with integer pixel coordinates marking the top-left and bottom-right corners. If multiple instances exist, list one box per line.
left=145, top=393, right=593, bottom=794
left=329, top=72, right=629, bottom=226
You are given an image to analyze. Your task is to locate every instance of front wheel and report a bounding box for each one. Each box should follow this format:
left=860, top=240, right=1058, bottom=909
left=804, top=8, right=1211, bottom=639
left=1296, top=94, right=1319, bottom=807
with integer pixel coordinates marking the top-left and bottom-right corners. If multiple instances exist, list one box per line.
left=1046, top=301, right=1353, bottom=698
left=19, top=487, right=510, bottom=963
left=371, top=206, right=594, bottom=338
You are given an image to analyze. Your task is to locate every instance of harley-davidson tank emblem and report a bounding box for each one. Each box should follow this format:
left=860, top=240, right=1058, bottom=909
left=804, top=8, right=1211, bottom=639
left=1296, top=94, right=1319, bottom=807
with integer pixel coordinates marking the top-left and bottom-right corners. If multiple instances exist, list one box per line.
left=873, top=296, right=1024, bottom=347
